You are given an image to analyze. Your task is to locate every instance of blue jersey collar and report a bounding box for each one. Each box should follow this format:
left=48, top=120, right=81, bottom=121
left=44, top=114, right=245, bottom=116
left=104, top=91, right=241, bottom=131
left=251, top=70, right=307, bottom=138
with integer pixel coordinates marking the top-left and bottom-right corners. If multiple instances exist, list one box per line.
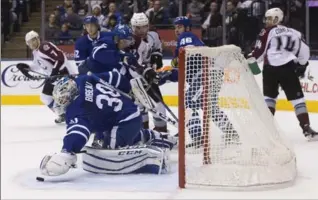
left=87, top=31, right=100, bottom=41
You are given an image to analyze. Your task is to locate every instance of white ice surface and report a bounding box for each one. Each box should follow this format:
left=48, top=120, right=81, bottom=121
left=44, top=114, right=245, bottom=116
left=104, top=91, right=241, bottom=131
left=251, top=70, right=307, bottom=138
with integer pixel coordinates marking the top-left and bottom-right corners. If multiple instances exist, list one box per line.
left=1, top=106, right=318, bottom=199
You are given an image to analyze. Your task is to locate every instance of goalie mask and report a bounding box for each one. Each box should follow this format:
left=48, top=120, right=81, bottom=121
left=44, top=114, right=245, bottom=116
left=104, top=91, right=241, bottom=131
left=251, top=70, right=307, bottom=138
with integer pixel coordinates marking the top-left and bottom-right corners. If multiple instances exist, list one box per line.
left=130, top=13, right=149, bottom=38
left=53, top=77, right=79, bottom=108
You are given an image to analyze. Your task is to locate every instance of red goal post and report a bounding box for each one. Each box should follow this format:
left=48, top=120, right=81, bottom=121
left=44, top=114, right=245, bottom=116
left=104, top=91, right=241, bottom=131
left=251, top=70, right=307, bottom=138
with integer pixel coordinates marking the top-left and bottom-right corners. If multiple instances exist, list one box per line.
left=178, top=45, right=297, bottom=190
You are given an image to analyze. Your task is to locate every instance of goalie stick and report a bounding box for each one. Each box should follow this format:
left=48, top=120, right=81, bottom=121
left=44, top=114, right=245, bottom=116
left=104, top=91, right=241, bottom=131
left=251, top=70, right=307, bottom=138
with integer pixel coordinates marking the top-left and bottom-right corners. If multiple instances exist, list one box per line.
left=87, top=72, right=178, bottom=129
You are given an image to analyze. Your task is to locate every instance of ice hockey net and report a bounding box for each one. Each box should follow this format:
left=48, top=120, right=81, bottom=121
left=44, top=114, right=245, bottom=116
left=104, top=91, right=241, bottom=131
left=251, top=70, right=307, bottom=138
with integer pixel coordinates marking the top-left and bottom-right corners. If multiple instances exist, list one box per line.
left=178, top=45, right=297, bottom=190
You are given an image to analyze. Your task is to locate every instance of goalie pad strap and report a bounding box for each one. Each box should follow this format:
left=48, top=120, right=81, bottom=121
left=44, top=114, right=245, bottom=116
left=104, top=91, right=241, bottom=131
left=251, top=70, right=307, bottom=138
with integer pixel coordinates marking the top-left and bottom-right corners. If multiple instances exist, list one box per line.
left=82, top=145, right=168, bottom=175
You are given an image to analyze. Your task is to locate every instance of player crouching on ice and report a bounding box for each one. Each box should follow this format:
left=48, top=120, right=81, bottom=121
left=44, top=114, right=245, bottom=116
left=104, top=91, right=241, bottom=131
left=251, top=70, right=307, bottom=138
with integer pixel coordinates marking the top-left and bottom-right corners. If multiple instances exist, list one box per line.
left=248, top=8, right=318, bottom=141
left=39, top=71, right=177, bottom=176
left=16, top=30, right=76, bottom=124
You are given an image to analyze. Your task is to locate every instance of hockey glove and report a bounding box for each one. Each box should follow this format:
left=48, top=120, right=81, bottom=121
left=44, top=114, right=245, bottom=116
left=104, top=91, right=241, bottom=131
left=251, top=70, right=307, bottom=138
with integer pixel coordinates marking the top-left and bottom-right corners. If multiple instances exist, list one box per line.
left=295, top=62, right=309, bottom=78
left=143, top=67, right=160, bottom=85
left=150, top=54, right=163, bottom=69
left=171, top=57, right=178, bottom=68
left=16, top=63, right=37, bottom=80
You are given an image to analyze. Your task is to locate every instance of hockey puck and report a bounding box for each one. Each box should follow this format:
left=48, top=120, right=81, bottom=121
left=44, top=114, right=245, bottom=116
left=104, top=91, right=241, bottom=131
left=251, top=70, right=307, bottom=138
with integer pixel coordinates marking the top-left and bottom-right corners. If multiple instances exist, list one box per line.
left=36, top=176, right=45, bottom=182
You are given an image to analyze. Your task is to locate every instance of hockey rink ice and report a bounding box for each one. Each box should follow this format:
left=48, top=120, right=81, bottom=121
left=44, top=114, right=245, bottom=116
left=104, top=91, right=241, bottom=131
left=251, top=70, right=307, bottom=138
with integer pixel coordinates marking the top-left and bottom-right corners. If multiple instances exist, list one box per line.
left=2, top=106, right=318, bottom=199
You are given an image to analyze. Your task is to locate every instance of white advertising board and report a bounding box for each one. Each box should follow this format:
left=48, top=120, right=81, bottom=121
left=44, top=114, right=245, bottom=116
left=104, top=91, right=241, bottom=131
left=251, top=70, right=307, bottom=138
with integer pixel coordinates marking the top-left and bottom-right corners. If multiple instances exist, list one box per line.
left=1, top=59, right=318, bottom=100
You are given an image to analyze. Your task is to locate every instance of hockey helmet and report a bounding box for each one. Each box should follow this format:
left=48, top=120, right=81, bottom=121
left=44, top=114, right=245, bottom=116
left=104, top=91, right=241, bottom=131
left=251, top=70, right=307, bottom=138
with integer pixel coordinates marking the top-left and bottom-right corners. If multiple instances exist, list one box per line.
left=130, top=13, right=149, bottom=27
left=83, top=16, right=99, bottom=25
left=53, top=77, right=79, bottom=108
left=113, top=24, right=133, bottom=40
left=265, top=8, right=284, bottom=25
left=25, top=30, right=39, bottom=45
left=174, top=16, right=191, bottom=28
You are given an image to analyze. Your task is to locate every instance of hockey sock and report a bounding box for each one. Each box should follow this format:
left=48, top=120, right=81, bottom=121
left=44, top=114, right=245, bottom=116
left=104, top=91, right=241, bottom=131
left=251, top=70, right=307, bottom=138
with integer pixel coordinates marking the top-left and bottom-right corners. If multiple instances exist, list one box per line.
left=265, top=97, right=276, bottom=115
left=292, top=99, right=310, bottom=129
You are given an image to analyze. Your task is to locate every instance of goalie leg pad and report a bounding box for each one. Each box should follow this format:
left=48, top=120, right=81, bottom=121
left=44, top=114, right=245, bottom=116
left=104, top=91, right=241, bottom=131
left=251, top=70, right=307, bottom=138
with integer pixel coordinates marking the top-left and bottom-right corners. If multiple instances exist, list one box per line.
left=82, top=145, right=171, bottom=174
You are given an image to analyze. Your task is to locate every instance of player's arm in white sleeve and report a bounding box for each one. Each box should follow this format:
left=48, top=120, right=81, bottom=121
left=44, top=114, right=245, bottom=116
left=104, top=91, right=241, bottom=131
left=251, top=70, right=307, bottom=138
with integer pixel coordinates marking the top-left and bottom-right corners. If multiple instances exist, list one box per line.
left=149, top=31, right=164, bottom=69
left=297, top=40, right=310, bottom=66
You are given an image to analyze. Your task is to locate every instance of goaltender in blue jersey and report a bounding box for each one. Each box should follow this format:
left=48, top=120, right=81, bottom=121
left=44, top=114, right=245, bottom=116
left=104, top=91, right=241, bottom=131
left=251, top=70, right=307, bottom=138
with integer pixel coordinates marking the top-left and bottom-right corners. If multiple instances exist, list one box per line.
left=74, top=16, right=116, bottom=67
left=39, top=71, right=176, bottom=177
left=160, top=16, right=239, bottom=146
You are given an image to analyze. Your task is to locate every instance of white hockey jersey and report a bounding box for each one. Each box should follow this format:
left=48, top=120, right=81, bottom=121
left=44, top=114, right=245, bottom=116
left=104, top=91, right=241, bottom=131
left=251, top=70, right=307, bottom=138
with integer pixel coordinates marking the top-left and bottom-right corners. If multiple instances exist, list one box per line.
left=251, top=25, right=310, bottom=66
left=30, top=42, right=76, bottom=76
left=133, top=31, right=163, bottom=67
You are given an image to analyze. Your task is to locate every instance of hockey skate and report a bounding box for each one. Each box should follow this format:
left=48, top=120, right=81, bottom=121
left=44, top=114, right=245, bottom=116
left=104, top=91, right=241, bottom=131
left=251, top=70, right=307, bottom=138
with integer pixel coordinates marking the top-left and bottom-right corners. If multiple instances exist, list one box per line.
left=303, top=124, right=318, bottom=142
left=54, top=114, right=65, bottom=124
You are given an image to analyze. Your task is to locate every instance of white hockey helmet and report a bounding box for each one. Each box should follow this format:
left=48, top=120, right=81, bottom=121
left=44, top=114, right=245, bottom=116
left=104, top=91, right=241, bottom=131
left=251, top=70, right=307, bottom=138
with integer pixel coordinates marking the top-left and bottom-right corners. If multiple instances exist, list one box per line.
left=25, top=30, right=39, bottom=45
left=130, top=13, right=149, bottom=27
left=265, top=8, right=284, bottom=25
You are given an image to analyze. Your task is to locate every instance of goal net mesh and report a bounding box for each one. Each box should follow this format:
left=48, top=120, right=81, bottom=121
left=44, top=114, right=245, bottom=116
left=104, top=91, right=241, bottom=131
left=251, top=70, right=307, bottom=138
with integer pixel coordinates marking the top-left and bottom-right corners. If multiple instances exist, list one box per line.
left=180, top=45, right=297, bottom=189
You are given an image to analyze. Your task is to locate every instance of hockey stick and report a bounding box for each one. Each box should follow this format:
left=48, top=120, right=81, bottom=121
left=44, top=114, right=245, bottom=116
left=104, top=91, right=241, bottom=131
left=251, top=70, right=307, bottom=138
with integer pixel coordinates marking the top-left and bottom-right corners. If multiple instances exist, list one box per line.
left=26, top=69, right=78, bottom=82
left=87, top=72, right=178, bottom=128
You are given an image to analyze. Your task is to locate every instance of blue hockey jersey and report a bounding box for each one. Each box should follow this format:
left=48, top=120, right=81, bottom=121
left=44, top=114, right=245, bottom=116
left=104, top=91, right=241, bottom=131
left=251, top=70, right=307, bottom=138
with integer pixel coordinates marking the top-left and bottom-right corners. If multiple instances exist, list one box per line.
left=64, top=71, right=139, bottom=153
left=82, top=37, right=124, bottom=74
left=174, top=31, right=204, bottom=58
left=74, top=31, right=116, bottom=66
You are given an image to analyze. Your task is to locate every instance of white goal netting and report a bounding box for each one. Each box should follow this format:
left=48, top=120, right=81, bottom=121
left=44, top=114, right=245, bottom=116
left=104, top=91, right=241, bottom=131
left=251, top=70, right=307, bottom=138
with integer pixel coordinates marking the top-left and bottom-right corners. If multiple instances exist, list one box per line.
left=180, top=45, right=297, bottom=190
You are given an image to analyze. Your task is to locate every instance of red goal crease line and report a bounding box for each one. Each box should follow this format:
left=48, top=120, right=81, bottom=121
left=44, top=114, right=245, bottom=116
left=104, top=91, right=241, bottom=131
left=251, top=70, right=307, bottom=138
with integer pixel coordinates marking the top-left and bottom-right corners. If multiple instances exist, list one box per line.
left=1, top=95, right=318, bottom=113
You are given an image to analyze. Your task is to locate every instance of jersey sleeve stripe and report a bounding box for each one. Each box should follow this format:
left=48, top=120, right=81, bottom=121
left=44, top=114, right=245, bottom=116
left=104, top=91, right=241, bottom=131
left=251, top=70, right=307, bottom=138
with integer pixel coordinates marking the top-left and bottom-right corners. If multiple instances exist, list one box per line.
left=67, top=130, right=89, bottom=141
left=114, top=71, right=121, bottom=88
left=67, top=124, right=90, bottom=134
left=108, top=71, right=113, bottom=84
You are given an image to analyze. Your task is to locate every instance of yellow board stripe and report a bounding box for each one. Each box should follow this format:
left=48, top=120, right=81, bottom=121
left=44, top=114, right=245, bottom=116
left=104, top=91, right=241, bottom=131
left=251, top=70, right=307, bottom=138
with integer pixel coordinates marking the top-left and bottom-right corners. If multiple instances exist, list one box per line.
left=1, top=95, right=42, bottom=105
left=2, top=95, right=318, bottom=113
left=162, top=96, right=318, bottom=113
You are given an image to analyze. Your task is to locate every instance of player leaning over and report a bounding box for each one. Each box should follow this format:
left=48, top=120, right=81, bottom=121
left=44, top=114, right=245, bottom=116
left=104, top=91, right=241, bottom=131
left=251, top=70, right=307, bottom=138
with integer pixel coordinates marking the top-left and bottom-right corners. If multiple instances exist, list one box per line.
left=74, top=16, right=115, bottom=67
left=78, top=24, right=134, bottom=75
left=161, top=16, right=238, bottom=145
left=39, top=71, right=176, bottom=176
left=249, top=8, right=318, bottom=141
left=16, top=30, right=76, bottom=123
left=128, top=13, right=168, bottom=133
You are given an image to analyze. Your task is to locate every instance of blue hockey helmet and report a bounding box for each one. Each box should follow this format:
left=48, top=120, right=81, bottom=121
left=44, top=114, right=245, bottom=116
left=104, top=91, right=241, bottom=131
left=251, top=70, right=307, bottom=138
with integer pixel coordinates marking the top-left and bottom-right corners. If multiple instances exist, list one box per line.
left=174, top=16, right=191, bottom=28
left=52, top=77, right=79, bottom=108
left=113, top=24, right=133, bottom=40
left=83, top=16, right=99, bottom=25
